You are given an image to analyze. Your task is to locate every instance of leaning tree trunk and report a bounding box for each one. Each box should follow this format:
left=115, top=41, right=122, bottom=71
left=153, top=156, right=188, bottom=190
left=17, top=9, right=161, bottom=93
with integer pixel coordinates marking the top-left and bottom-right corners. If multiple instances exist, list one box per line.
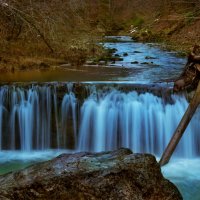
left=159, top=81, right=200, bottom=166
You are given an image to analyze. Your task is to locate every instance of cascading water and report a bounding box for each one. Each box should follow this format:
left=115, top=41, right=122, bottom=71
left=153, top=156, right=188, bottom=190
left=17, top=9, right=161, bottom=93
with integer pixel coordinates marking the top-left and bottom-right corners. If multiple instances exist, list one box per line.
left=0, top=83, right=200, bottom=158
left=0, top=84, right=77, bottom=151
left=78, top=89, right=200, bottom=157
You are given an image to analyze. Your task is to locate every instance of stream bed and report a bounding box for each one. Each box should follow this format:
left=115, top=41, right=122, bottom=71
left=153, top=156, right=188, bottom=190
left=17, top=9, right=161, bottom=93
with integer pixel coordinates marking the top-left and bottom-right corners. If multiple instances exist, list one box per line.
left=103, top=36, right=186, bottom=82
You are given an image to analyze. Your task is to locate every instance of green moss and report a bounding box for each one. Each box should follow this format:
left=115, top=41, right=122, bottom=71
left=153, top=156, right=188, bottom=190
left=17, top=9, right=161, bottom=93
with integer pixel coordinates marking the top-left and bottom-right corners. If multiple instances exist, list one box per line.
left=127, top=16, right=144, bottom=28
left=0, top=161, right=34, bottom=175
left=185, top=9, right=200, bottom=24
left=185, top=11, right=196, bottom=24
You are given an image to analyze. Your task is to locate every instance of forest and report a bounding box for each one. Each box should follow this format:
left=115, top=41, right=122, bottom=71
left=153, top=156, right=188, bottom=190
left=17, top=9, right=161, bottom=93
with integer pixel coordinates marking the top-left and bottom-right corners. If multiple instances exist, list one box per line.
left=0, top=0, right=200, bottom=72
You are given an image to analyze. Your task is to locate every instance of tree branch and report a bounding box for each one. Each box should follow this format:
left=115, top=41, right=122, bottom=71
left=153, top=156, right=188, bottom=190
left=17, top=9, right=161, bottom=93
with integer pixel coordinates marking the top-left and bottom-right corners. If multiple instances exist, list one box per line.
left=0, top=1, right=54, bottom=53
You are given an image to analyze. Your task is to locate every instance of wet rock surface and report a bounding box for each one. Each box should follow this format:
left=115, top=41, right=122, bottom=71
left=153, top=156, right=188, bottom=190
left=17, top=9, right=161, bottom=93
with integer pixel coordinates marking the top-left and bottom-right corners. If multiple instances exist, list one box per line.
left=0, top=148, right=182, bottom=200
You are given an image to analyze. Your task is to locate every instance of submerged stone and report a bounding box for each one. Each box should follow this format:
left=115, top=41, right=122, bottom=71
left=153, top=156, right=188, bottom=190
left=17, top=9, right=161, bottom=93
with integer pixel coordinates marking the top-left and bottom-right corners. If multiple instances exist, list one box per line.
left=145, top=56, right=157, bottom=59
left=133, top=50, right=142, bottom=53
left=123, top=52, right=128, bottom=56
left=141, top=62, right=150, bottom=65
left=131, top=61, right=139, bottom=64
left=0, top=148, right=182, bottom=200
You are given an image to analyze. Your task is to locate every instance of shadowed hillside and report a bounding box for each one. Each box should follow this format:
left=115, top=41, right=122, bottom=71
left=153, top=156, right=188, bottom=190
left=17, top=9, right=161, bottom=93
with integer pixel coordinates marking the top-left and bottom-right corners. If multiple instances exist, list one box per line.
left=0, top=0, right=200, bottom=71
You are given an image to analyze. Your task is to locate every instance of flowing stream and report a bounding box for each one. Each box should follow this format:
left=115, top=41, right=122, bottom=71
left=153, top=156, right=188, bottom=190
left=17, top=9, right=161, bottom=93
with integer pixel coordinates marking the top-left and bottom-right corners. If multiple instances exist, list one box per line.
left=0, top=37, right=199, bottom=199
left=103, top=36, right=185, bottom=82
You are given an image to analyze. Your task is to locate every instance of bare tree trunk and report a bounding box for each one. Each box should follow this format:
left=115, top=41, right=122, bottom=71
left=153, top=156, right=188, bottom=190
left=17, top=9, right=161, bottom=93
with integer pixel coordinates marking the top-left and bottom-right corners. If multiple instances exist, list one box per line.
left=159, top=81, right=200, bottom=166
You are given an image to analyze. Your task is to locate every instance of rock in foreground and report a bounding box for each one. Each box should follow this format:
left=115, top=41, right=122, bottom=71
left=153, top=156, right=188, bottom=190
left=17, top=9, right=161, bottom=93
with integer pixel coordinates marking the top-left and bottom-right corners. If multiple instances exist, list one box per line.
left=0, top=148, right=182, bottom=200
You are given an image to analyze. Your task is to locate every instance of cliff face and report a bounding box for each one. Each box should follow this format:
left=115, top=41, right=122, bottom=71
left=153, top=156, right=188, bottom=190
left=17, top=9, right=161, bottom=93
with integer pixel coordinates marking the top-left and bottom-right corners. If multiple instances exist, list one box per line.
left=0, top=148, right=182, bottom=200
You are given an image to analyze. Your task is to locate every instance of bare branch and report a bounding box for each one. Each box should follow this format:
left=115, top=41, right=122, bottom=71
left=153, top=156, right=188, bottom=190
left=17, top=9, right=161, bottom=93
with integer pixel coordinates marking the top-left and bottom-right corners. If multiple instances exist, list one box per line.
left=0, top=1, right=54, bottom=53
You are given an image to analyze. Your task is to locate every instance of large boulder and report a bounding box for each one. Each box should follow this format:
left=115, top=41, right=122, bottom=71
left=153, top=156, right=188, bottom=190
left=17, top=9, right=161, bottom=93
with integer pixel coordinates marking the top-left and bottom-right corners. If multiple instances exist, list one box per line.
left=0, top=148, right=182, bottom=200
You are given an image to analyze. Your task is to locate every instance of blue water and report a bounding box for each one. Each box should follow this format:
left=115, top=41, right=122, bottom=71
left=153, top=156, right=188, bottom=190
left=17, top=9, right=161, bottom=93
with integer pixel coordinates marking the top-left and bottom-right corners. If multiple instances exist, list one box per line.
left=162, top=159, right=200, bottom=200
left=104, top=36, right=186, bottom=82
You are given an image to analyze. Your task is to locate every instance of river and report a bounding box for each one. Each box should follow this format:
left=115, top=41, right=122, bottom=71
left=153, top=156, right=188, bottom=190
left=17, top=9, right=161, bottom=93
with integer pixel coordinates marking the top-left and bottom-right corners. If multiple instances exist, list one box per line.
left=0, top=36, right=199, bottom=199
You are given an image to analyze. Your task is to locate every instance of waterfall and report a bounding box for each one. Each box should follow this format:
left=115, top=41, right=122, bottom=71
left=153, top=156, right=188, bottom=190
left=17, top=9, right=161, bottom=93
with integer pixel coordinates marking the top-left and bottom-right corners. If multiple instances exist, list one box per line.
left=0, top=84, right=77, bottom=151
left=0, top=86, right=8, bottom=150
left=0, top=83, right=200, bottom=158
left=78, top=89, right=200, bottom=157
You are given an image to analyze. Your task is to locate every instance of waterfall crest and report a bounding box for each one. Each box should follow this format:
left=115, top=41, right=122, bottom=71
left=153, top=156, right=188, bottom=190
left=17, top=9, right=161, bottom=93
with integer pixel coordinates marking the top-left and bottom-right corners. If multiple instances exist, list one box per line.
left=0, top=84, right=199, bottom=157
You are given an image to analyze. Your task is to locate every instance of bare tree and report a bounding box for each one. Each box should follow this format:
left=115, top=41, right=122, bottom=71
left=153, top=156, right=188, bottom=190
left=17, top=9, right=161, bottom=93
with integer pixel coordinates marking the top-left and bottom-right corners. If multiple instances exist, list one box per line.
left=0, top=0, right=54, bottom=52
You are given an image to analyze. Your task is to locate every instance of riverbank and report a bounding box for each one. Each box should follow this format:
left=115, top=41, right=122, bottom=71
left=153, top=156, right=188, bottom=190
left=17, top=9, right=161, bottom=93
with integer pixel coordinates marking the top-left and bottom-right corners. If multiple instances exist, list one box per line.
left=127, top=2, right=200, bottom=54
left=1, top=1, right=200, bottom=74
left=0, top=37, right=186, bottom=82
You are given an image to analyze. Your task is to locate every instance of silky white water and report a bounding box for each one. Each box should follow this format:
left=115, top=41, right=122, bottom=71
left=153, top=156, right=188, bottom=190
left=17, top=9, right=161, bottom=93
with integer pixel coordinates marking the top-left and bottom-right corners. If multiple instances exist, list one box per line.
left=162, top=159, right=200, bottom=200
left=0, top=84, right=200, bottom=156
left=78, top=88, right=200, bottom=158
left=0, top=85, right=77, bottom=150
